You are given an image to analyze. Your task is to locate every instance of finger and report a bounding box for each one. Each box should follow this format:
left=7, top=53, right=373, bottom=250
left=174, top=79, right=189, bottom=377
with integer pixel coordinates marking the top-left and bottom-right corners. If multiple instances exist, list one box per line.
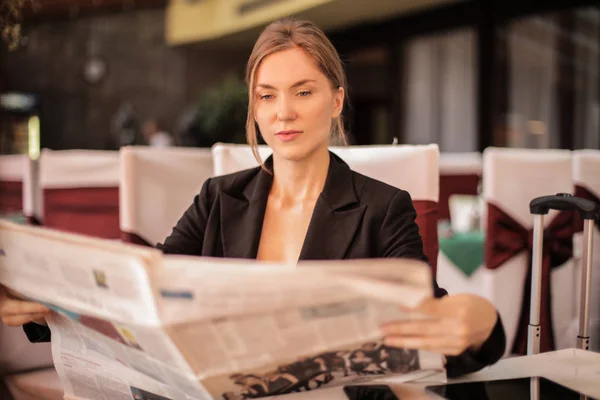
left=382, top=317, right=464, bottom=338
left=5, top=288, right=27, bottom=300
left=381, top=319, right=445, bottom=337
left=416, top=296, right=469, bottom=319
left=386, top=334, right=469, bottom=351
left=384, top=336, right=469, bottom=356
left=2, top=312, right=48, bottom=327
left=0, top=299, right=50, bottom=316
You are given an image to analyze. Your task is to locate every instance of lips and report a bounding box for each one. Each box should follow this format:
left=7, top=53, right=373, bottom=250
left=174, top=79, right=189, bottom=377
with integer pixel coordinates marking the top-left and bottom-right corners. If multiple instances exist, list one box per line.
left=275, top=130, right=302, bottom=142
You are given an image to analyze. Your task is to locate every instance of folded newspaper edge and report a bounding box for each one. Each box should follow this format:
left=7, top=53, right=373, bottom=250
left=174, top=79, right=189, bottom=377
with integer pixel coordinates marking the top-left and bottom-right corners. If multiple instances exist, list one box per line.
left=0, top=221, right=446, bottom=400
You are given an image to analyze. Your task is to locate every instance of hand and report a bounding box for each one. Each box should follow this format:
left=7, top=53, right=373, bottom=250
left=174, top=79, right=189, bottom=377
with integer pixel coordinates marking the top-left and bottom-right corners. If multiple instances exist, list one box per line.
left=381, top=294, right=497, bottom=356
left=0, top=285, right=50, bottom=327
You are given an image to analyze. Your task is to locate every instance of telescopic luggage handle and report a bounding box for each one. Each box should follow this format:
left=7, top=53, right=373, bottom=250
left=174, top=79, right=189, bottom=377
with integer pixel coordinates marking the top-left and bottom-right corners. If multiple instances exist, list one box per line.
left=527, top=193, right=600, bottom=355
left=530, top=193, right=600, bottom=219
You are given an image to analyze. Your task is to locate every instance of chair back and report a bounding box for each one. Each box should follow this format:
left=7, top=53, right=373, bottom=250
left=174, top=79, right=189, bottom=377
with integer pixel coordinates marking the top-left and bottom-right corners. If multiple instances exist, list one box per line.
left=483, top=147, right=573, bottom=354
left=40, top=150, right=120, bottom=239
left=120, top=146, right=214, bottom=246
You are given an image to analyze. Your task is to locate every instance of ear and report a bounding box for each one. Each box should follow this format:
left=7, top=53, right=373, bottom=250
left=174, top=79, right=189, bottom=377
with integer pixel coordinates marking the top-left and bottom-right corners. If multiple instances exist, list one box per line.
left=332, top=86, right=344, bottom=118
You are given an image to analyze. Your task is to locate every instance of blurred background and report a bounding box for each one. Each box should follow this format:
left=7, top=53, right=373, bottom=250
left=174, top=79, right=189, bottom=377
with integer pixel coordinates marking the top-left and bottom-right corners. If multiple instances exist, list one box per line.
left=1, top=4, right=600, bottom=398
left=1, top=0, right=598, bottom=155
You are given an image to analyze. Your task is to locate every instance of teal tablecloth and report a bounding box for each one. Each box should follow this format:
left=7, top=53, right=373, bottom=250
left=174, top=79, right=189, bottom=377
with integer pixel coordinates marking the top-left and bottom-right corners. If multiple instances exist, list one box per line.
left=439, top=231, right=485, bottom=277
left=1, top=212, right=27, bottom=225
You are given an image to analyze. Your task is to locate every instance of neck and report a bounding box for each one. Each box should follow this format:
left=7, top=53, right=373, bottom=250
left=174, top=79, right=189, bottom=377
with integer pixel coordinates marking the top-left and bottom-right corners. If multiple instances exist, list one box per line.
left=270, top=146, right=330, bottom=207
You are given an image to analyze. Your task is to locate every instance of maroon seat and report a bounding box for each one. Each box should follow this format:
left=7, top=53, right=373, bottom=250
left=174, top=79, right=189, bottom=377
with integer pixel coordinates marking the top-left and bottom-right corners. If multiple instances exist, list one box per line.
left=439, top=153, right=482, bottom=222
left=39, top=150, right=120, bottom=239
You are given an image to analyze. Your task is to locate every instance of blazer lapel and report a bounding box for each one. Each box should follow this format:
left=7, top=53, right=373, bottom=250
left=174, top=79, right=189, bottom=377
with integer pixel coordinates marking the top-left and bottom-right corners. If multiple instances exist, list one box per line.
left=220, top=165, right=273, bottom=259
left=299, top=153, right=366, bottom=260
left=219, top=152, right=366, bottom=261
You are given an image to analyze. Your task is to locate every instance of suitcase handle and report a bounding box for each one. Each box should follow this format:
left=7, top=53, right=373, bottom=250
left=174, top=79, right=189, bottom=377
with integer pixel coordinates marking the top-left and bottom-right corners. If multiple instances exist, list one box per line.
left=530, top=193, right=600, bottom=220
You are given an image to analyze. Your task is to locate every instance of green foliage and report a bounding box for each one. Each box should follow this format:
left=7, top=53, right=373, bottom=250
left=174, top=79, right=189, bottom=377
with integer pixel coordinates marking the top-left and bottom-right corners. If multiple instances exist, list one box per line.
left=0, top=0, right=30, bottom=51
left=194, top=74, right=249, bottom=145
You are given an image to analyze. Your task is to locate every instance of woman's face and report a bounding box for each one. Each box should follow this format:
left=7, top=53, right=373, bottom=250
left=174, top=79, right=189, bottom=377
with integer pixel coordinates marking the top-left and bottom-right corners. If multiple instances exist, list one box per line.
left=253, top=47, right=344, bottom=162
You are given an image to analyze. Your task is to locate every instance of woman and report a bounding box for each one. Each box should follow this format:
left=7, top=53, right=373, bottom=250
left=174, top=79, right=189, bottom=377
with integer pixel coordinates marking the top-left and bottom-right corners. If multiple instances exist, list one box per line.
left=0, top=18, right=505, bottom=380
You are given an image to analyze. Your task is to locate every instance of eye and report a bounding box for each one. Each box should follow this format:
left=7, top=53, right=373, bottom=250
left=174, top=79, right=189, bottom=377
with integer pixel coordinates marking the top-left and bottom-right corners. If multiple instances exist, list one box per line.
left=259, top=94, right=274, bottom=100
left=297, top=90, right=312, bottom=97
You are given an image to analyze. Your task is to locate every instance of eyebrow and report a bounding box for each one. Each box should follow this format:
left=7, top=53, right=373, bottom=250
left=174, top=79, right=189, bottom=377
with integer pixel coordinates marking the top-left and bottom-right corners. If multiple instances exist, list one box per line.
left=256, top=79, right=317, bottom=90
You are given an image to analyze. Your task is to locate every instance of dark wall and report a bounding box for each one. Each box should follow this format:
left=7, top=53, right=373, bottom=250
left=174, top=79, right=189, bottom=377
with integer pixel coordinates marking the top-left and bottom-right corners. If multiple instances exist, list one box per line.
left=0, top=8, right=251, bottom=150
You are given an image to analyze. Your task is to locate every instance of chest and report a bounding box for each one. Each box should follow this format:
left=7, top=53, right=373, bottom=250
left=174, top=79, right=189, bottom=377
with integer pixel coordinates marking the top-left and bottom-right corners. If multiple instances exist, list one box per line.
left=256, top=201, right=315, bottom=264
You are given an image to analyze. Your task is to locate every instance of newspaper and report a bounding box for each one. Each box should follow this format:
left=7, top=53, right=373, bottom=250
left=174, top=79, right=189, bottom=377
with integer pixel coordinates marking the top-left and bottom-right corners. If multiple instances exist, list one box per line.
left=0, top=220, right=445, bottom=400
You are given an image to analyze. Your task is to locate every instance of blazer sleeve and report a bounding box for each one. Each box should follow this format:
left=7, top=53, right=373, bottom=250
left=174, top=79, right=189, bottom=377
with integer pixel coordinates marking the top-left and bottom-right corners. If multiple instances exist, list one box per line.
left=156, top=178, right=213, bottom=255
left=23, top=322, right=51, bottom=343
left=378, top=190, right=506, bottom=378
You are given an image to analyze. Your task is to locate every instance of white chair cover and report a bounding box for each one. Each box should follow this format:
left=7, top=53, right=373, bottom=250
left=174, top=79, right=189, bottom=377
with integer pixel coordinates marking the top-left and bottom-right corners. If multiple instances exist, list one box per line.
left=439, top=152, right=482, bottom=175
left=211, top=143, right=271, bottom=176
left=482, top=147, right=573, bottom=356
left=328, top=145, right=439, bottom=201
left=120, top=146, right=214, bottom=246
left=39, top=149, right=120, bottom=190
left=0, top=154, right=23, bottom=182
left=22, top=158, right=41, bottom=223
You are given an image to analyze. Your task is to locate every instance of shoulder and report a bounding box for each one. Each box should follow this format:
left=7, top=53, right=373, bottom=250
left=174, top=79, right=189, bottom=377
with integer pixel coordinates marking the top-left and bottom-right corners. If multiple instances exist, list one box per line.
left=350, top=170, right=413, bottom=212
left=202, top=166, right=262, bottom=199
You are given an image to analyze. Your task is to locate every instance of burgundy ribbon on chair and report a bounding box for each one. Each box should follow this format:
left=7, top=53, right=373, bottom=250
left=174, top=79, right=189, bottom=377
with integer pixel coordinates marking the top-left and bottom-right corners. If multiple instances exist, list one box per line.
left=43, top=187, right=120, bottom=239
left=439, top=174, right=480, bottom=221
left=0, top=180, right=23, bottom=215
left=413, top=200, right=439, bottom=278
left=120, top=231, right=153, bottom=247
left=574, top=185, right=600, bottom=232
left=485, top=203, right=576, bottom=354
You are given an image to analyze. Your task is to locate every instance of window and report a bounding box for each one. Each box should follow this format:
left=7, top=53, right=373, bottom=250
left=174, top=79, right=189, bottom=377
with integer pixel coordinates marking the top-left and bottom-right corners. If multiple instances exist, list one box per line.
left=499, top=7, right=600, bottom=149
left=344, top=46, right=392, bottom=145
left=403, top=29, right=477, bottom=152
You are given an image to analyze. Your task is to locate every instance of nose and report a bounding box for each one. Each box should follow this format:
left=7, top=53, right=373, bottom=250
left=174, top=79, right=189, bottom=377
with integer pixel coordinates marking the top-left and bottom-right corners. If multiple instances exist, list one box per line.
left=276, top=96, right=296, bottom=121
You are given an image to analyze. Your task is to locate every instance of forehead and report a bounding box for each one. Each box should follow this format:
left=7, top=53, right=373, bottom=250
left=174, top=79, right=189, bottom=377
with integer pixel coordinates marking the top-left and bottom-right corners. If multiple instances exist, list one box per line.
left=255, top=47, right=327, bottom=87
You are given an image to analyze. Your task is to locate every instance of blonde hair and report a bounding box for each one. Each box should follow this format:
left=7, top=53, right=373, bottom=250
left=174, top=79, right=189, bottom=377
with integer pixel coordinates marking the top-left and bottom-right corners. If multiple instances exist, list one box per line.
left=245, top=18, right=348, bottom=166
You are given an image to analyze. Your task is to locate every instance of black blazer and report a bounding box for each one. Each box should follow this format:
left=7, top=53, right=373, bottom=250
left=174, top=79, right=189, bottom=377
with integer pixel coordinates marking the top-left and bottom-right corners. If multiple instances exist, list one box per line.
left=25, top=152, right=505, bottom=378
left=159, top=151, right=433, bottom=263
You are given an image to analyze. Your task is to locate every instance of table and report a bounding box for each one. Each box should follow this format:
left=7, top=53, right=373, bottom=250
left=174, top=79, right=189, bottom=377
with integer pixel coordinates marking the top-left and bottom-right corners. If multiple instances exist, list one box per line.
left=265, top=349, right=600, bottom=399
left=449, top=348, right=600, bottom=396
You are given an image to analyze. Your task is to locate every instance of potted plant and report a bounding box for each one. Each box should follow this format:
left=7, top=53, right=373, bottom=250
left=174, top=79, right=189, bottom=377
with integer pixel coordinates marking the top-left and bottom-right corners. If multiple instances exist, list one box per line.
left=177, top=74, right=249, bottom=147
left=1, top=0, right=30, bottom=51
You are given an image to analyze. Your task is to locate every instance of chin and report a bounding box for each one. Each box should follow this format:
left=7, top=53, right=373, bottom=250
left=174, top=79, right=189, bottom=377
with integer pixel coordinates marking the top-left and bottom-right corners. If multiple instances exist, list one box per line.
left=266, top=135, right=329, bottom=163
left=271, top=145, right=311, bottom=162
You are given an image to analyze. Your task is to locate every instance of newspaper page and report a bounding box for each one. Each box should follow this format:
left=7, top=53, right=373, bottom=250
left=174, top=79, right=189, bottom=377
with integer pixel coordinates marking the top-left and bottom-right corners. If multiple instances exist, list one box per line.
left=0, top=221, right=444, bottom=400
left=0, top=221, right=210, bottom=400
left=155, top=257, right=444, bottom=399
